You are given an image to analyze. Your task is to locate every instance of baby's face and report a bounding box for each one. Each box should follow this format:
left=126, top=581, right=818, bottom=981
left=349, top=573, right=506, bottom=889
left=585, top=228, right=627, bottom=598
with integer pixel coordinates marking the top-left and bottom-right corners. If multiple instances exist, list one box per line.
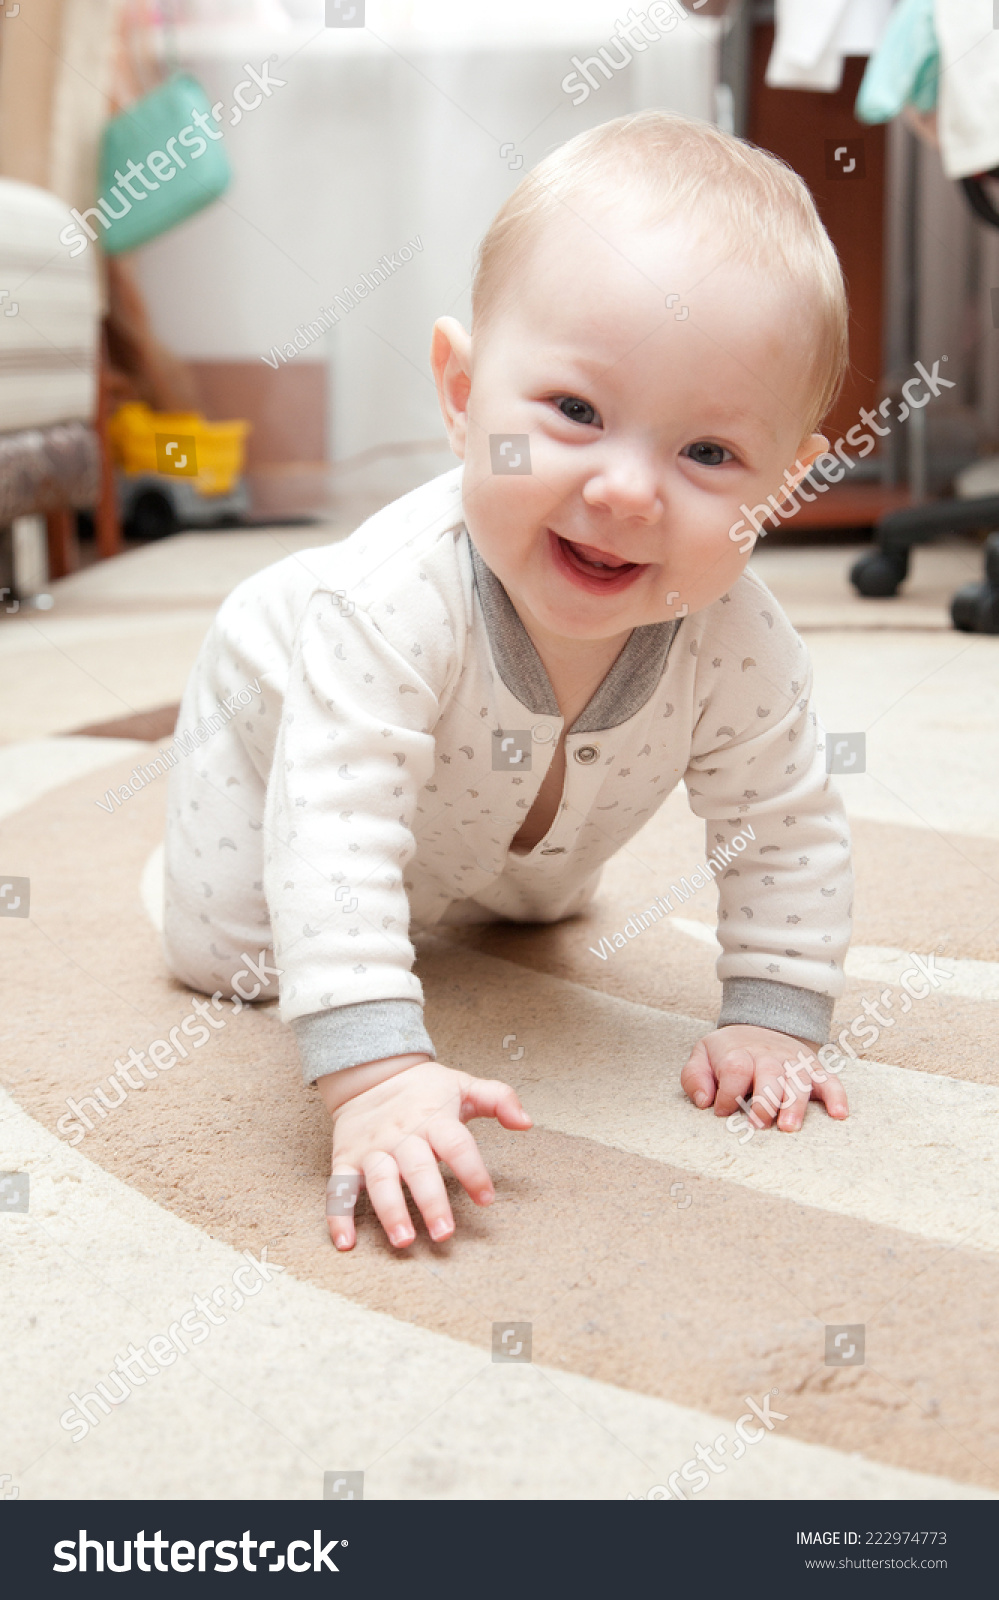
left=435, top=212, right=826, bottom=647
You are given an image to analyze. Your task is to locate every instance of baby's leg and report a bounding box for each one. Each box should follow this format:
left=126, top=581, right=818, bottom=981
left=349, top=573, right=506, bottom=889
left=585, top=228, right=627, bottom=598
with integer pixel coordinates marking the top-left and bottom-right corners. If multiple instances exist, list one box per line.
left=163, top=716, right=276, bottom=1003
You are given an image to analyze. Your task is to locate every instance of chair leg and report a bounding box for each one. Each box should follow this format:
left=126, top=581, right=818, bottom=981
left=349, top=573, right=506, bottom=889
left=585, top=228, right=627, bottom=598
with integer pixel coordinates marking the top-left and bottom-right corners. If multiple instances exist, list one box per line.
left=45, top=508, right=78, bottom=580
left=0, top=523, right=14, bottom=606
left=94, top=325, right=122, bottom=560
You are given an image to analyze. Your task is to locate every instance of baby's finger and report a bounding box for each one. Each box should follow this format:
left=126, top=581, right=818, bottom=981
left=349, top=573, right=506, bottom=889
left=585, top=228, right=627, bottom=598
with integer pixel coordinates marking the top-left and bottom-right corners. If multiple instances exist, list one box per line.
left=326, top=1166, right=362, bottom=1252
left=394, top=1133, right=455, bottom=1243
left=680, top=1039, right=717, bottom=1109
left=459, top=1077, right=533, bottom=1130
left=774, top=1051, right=836, bottom=1131
left=812, top=1067, right=850, bottom=1121
left=711, top=1047, right=757, bottom=1119
left=363, top=1150, right=415, bottom=1249
left=771, top=1061, right=810, bottom=1131
left=743, top=1057, right=792, bottom=1129
left=429, top=1117, right=495, bottom=1207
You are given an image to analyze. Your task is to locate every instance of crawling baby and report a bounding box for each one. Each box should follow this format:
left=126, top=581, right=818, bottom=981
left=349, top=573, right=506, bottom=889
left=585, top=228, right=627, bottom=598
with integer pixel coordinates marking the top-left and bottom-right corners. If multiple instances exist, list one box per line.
left=164, top=110, right=853, bottom=1251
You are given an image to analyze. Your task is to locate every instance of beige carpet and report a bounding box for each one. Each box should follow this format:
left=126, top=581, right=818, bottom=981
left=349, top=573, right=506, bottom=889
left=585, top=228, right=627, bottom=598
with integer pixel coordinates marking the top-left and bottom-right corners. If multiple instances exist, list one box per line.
left=3, top=743, right=998, bottom=1496
left=3, top=529, right=998, bottom=1500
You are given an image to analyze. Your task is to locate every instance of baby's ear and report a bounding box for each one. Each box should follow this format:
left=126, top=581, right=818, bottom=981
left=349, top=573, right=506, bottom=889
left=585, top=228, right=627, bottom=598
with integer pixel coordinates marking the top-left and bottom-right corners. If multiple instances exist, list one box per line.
left=790, top=433, right=829, bottom=483
left=430, top=318, right=472, bottom=457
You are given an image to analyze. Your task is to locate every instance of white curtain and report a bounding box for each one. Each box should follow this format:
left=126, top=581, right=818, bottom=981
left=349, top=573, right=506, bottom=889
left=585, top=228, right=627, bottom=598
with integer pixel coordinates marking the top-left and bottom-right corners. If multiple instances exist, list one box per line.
left=134, top=10, right=721, bottom=460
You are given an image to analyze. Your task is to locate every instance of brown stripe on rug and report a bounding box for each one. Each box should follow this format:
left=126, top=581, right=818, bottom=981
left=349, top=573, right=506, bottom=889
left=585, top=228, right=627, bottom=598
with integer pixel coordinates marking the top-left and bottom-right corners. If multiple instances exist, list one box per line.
left=66, top=703, right=181, bottom=742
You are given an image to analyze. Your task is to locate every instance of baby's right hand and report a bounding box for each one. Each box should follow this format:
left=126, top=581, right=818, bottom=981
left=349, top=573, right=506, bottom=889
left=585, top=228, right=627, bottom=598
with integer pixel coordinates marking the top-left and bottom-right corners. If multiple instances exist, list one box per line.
left=320, top=1060, right=532, bottom=1251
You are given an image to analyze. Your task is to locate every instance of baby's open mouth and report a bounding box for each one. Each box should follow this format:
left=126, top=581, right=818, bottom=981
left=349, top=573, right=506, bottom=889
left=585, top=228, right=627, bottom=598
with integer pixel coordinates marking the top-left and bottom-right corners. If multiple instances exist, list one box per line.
left=551, top=531, right=646, bottom=591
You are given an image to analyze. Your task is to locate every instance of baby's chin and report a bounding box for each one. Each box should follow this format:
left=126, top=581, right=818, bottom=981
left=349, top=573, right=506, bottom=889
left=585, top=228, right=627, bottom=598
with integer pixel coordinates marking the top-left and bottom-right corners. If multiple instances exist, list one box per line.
left=523, top=586, right=662, bottom=641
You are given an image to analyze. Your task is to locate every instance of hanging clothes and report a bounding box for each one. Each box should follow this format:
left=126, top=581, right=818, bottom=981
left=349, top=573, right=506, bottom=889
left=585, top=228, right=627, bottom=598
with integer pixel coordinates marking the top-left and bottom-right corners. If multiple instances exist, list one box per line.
left=855, top=0, right=940, bottom=123
left=765, top=0, right=896, bottom=93
left=856, top=0, right=999, bottom=177
left=933, top=0, right=999, bottom=179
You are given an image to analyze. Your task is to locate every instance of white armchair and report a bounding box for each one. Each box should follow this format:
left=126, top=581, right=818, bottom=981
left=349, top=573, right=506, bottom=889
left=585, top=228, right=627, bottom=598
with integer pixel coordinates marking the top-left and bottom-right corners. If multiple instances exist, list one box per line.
left=0, top=177, right=109, bottom=592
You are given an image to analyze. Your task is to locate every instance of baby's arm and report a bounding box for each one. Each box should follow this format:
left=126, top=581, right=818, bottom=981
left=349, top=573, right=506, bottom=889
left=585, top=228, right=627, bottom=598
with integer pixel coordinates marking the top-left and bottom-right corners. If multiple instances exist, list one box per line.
left=679, top=585, right=854, bottom=1130
left=317, top=1055, right=532, bottom=1250
left=263, top=582, right=533, bottom=1248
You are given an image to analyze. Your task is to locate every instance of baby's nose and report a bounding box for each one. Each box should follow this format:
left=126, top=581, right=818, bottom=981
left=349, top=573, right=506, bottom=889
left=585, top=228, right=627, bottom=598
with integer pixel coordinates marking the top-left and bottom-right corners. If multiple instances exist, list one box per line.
left=582, top=462, right=663, bottom=522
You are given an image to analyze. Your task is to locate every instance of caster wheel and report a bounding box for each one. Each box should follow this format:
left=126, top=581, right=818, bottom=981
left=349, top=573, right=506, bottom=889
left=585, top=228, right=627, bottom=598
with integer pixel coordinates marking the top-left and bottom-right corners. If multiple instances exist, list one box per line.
left=951, top=582, right=981, bottom=630
left=951, top=580, right=999, bottom=633
left=850, top=547, right=909, bottom=598
left=127, top=491, right=177, bottom=541
left=951, top=531, right=999, bottom=632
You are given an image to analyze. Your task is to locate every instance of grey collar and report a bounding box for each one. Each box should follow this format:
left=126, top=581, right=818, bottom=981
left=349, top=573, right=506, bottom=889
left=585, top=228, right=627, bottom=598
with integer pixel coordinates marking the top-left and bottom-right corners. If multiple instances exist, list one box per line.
left=466, top=531, right=680, bottom=733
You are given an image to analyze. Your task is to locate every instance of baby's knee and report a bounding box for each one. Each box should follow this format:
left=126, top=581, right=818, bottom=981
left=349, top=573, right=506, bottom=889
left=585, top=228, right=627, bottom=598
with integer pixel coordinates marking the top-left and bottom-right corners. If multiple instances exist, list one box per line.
left=162, top=908, right=280, bottom=1006
left=161, top=921, right=220, bottom=999
left=226, top=948, right=282, bottom=1004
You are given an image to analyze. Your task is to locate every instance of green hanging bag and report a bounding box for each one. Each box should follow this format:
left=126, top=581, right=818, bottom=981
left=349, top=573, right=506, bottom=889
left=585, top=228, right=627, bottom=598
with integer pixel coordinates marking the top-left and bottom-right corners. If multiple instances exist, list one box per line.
left=96, top=71, right=231, bottom=255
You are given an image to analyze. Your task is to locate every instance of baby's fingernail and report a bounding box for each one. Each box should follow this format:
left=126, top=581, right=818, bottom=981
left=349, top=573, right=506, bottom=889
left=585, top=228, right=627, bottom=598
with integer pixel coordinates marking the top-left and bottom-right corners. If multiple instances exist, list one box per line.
left=694, top=1092, right=709, bottom=1108
left=390, top=1226, right=412, bottom=1247
left=430, top=1218, right=451, bottom=1240
left=478, top=1189, right=494, bottom=1205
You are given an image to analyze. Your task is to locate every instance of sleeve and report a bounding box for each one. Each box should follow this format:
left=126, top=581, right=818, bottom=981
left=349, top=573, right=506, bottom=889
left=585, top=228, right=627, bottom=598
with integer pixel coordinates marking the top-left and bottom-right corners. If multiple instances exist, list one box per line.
left=263, top=584, right=458, bottom=1081
left=682, top=592, right=853, bottom=1046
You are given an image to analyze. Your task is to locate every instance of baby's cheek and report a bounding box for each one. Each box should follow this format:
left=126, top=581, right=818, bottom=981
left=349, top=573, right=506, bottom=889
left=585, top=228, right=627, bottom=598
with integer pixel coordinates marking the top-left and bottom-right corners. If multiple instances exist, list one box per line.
left=665, top=533, right=751, bottom=614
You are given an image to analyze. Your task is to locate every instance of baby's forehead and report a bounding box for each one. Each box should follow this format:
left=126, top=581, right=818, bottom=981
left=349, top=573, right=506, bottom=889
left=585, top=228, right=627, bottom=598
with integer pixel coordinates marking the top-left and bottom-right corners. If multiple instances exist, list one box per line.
left=530, top=200, right=706, bottom=270
left=508, top=231, right=806, bottom=357
left=518, top=207, right=799, bottom=327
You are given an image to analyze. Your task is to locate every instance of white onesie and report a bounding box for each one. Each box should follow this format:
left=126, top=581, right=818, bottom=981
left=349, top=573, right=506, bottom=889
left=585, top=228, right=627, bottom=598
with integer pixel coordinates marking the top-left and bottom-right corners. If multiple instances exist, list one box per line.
left=163, top=467, right=853, bottom=1081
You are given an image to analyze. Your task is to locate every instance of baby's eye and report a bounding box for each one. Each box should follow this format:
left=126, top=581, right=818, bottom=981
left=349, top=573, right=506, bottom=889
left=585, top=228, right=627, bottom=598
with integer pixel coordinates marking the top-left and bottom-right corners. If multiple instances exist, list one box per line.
left=684, top=441, right=733, bottom=467
left=553, top=395, right=600, bottom=427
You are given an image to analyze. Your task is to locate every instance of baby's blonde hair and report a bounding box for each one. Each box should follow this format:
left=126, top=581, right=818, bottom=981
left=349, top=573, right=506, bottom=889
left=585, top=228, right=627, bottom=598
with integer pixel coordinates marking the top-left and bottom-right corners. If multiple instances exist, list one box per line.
left=471, top=111, right=849, bottom=438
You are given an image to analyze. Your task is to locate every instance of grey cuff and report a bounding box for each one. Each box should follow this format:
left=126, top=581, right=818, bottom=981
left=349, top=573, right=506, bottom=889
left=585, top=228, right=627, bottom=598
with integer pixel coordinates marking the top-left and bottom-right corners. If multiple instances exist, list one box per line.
left=717, top=977, right=834, bottom=1045
left=293, top=1000, right=435, bottom=1084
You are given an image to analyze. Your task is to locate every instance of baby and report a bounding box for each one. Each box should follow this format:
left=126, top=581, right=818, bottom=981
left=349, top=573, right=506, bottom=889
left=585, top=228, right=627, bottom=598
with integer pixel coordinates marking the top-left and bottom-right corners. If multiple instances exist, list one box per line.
left=164, top=111, right=854, bottom=1252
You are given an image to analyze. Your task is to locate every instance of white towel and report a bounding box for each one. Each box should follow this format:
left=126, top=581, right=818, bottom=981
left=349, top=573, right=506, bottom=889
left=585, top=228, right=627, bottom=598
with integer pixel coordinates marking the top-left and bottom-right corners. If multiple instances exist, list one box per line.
left=934, top=0, right=999, bottom=179
left=767, top=0, right=896, bottom=92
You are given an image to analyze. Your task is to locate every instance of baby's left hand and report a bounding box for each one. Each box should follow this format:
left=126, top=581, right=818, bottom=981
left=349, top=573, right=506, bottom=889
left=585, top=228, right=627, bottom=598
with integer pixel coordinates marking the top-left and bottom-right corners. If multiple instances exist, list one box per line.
left=681, top=1023, right=849, bottom=1132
